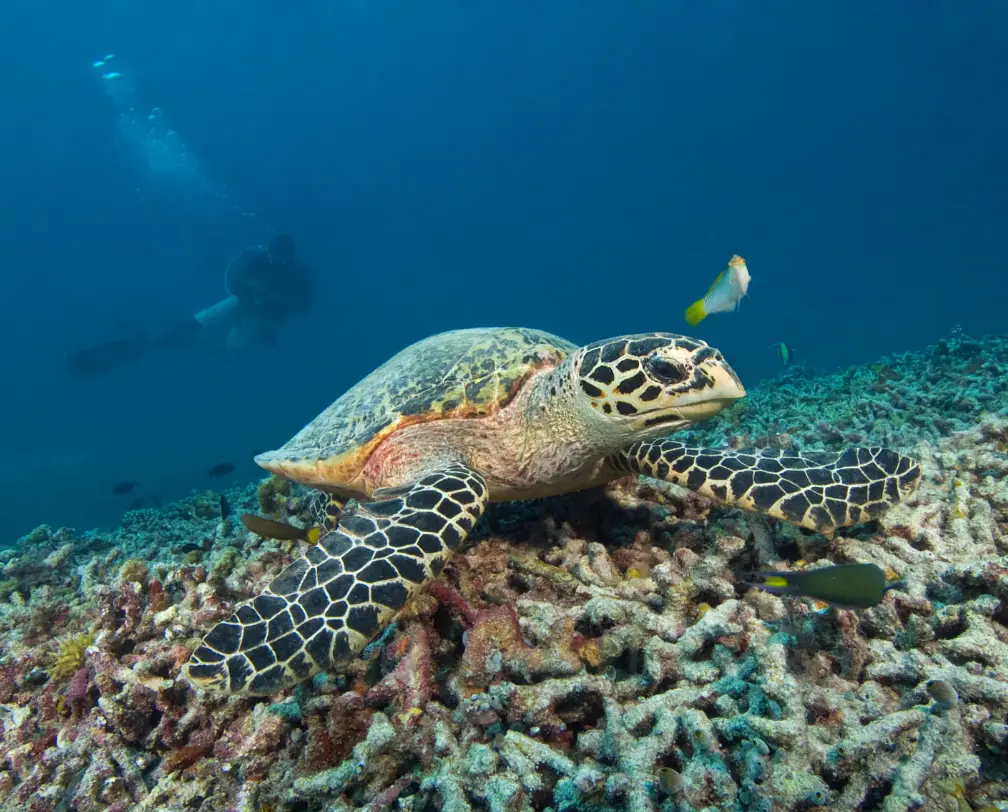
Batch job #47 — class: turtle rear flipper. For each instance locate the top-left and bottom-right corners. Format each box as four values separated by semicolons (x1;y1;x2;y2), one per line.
611;440;920;537
185;463;488;696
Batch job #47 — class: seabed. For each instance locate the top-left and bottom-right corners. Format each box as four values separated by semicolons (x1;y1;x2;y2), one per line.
1;334;1006;811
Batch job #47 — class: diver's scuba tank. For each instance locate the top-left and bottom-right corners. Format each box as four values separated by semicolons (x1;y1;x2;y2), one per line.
192;244;268;327
223;244;267;297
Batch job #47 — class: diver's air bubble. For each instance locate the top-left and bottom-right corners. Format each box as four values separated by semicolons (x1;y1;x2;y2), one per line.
93;53;262;234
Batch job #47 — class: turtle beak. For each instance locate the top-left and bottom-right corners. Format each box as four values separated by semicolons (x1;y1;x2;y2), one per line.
670;348;745;419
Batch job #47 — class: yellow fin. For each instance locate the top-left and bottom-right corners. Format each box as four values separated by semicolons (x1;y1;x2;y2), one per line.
684;299;707;326
763;576;789;588
306;527;322;545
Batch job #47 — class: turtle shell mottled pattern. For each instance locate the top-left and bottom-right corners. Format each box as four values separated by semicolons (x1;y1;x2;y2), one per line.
257;327;577;486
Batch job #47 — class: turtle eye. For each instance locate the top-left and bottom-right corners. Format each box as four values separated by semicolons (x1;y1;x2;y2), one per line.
644;354;689;385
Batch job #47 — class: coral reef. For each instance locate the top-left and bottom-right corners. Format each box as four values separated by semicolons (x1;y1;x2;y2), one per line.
0;334;1005;811
48;630;96;683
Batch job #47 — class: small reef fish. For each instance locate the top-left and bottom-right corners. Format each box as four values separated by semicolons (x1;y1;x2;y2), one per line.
656;767;682;795
685;254;751;327
239;513;322;544
744;563;901;609
207;462;235;477
924;678;959;711
112;481;139;495
769;342;793;364
937;777;999;812
219;494;231;521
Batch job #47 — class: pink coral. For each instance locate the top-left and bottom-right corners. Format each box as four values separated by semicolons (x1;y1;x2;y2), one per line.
428;580;478;626
95;582;143;641
147;579;165;614
162;724;214;774
0;660;23;703
363;623;434;719
65;666;89;710
432;581;582;698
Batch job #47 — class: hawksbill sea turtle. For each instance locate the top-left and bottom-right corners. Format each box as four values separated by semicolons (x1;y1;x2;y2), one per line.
184;327;921;696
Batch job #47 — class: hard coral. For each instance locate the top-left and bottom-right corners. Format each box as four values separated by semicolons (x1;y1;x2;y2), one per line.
0;334;1006;811
257;474;292;516
432;581;583;700
364;622;434;722
117;558;148;586
161;726;214;774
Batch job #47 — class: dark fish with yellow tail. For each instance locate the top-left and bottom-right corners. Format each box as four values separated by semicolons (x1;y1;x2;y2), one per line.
744;563;902;609
239;513;322;544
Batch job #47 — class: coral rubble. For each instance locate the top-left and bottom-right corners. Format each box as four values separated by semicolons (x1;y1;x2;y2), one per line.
0;334;1005;811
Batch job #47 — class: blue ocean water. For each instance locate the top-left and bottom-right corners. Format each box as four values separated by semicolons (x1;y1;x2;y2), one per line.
0;1;1004;540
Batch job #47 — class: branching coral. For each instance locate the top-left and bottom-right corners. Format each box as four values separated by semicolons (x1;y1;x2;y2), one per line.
0;335;1006;810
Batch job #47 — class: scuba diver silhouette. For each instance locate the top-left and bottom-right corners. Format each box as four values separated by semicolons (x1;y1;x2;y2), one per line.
66;234;313;382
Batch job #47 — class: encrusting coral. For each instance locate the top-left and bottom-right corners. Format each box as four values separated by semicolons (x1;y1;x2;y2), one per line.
0;333;1004;811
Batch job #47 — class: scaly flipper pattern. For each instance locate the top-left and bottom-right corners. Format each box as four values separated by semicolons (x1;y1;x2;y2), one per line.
308;491;348;532
185;464;488;695
610;440;920;536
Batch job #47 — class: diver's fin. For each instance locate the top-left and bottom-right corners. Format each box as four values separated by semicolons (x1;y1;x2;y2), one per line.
111;320;145;340
153;318;203;348
66;336;150;382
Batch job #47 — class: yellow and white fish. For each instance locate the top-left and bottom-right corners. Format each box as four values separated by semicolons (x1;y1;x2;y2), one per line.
684;255;751;327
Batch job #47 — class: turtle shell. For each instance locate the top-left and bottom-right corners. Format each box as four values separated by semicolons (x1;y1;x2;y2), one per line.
255;327;576;488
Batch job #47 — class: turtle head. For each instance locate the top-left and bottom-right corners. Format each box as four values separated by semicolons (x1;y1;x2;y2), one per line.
573;333;745;437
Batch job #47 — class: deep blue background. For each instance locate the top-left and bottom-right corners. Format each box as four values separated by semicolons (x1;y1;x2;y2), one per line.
1;1;1005;540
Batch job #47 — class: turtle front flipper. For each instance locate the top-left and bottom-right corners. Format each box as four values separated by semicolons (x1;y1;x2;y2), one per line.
185;463;488;696
609;440;921;537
